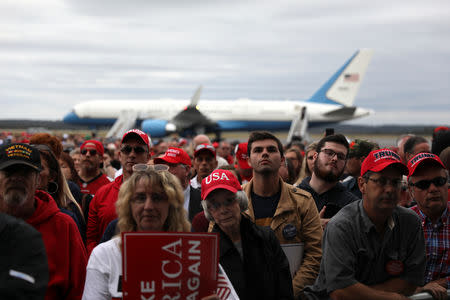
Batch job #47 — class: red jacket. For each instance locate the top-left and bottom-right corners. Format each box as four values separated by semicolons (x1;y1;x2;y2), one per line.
27;190;87;300
86;175;123;255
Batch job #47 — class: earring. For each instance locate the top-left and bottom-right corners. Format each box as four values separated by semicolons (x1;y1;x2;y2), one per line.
47;181;59;194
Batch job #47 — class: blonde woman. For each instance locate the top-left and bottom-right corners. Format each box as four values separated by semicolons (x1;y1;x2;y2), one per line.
82;164;190;300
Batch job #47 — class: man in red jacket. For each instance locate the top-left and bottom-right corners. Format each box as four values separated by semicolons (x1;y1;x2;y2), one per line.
0;143;87;300
86;129;151;254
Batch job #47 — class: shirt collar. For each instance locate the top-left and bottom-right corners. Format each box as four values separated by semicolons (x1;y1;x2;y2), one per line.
359;200;396;233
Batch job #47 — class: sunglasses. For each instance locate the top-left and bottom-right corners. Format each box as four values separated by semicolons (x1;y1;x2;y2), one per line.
81;149;97;155
410;176;447;190
132;163;169;172
120;145;147;155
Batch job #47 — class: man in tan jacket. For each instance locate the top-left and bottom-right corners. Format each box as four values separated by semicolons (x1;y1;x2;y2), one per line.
243;131;323;299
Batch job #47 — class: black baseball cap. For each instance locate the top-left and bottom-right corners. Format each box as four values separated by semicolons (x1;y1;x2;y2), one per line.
0;143;42;172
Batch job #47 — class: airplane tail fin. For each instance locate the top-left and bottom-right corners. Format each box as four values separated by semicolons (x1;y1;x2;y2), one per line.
306;49;373;107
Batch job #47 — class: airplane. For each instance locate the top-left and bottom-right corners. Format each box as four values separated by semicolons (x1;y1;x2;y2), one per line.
63;49;374;139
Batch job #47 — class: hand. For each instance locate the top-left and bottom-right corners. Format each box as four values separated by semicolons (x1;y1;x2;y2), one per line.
201;294;220;300
418;282;447;300
319;206;330;229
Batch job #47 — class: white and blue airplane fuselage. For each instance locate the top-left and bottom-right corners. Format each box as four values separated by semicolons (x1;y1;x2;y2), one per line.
63;49;374;137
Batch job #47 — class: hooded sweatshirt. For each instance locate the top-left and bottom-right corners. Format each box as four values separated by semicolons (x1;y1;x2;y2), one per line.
27;190;87;300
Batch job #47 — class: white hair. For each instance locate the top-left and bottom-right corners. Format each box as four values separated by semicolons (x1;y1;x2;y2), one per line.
201;190;248;221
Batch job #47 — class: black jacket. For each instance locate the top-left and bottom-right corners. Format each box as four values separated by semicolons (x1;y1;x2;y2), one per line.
298;177;359;218
0;213;49;299
213;215;294;300
188;186;203;221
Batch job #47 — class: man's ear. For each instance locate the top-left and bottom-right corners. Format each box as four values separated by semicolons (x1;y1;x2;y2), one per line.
313;151;319;160
280;156;285;168
358;176;366;194
35;171;41;186
247;156;252;168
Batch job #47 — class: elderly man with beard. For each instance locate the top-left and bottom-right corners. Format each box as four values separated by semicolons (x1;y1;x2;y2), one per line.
243;131;322;299
298;134;359;228
0;143;87;299
78;140;110;196
305;149;426;300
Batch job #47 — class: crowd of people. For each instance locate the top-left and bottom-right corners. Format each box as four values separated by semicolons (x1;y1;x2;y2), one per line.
0;126;449;300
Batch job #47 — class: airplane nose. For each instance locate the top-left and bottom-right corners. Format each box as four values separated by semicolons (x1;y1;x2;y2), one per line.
63;111;81;124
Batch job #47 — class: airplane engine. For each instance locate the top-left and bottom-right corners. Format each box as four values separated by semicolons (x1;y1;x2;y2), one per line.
141;119;176;137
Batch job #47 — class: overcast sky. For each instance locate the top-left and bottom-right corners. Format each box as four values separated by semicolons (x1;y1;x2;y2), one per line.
1;0;449;126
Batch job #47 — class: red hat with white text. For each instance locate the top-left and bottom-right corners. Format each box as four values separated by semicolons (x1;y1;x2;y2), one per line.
201;169;242;200
194;143;216;157
235;142;251;170
121;129;151;152
361;148;408;176
80;140;104;157
154;147;191;167
407;152;445;178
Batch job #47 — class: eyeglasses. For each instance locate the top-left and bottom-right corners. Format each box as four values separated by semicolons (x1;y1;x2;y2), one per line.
206;197;237;211
132;163;169;172
410;176;447;190
81;149;97;156
120;145;147;155
368;177;402;188
320;148;347;161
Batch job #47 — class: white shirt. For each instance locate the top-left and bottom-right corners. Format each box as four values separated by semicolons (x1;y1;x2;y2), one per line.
183;185;191;212
190;175;201;189
82;237;122;300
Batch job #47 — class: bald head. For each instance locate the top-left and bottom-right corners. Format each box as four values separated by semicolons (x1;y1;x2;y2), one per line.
193;134;211;148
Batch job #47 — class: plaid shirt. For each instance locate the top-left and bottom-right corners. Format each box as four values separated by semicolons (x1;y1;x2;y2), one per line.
411;203;450;288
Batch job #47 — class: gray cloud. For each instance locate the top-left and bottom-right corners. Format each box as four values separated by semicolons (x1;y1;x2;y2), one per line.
0;0;449;126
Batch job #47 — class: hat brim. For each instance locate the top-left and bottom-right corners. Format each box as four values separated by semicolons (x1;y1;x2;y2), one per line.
153;156;179;165
202;184;239;200
122;133;150;150
369;161;408;176
0;160;41;172
194;148;215;157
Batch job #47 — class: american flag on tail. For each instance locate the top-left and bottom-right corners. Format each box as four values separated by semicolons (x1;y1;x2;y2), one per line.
217;264;239;300
344;73;359;82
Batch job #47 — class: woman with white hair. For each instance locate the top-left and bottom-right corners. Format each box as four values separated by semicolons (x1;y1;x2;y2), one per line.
201;169;293;300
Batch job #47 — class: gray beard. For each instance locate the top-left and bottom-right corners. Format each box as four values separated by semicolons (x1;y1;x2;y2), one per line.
4;189;27;208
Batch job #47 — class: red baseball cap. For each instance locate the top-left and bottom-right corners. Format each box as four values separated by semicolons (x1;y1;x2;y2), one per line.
194;143;216;157
121;129;151;152
153;147;191;167
407;152;445;178
235;142;251;170
361;148;408;177
201;169;242;200
80;140;104;156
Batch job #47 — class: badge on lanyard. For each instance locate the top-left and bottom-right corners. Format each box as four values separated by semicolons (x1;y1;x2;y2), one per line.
385;260;404;276
282;224;297;240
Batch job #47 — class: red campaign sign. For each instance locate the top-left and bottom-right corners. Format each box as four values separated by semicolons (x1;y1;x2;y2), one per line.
122;232;219;300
